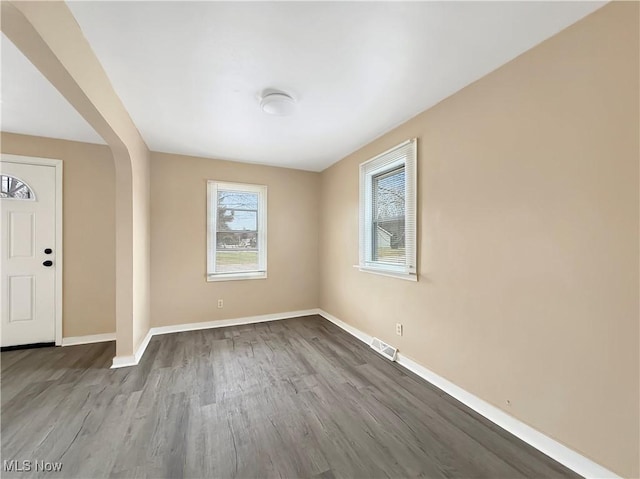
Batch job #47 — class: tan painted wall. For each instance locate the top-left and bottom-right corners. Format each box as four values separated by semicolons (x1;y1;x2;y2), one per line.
319;3;639;477
0;134;318;339
1;132;116;338
3;1;637;474
150;152;320;328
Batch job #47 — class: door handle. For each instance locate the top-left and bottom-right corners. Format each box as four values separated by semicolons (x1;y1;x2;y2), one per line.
43;260;53;267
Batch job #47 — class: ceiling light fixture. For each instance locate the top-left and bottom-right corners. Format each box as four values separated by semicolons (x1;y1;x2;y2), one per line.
259;90;296;116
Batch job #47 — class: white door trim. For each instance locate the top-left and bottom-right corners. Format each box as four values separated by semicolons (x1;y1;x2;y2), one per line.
1;154;63;346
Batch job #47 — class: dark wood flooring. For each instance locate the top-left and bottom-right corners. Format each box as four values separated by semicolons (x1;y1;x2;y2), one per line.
1;315;580;478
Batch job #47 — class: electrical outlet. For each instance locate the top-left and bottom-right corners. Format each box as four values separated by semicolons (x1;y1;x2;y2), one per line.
396;323;403;336
217;299;224;308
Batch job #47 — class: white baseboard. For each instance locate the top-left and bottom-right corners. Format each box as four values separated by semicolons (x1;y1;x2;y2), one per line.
316;309;620;479
61;332;116;347
110;309;318;369
110;354;137;369
110;327;153;369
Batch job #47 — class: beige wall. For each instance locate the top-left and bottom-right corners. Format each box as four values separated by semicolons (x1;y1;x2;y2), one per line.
319;3;639;477
0;135;320;338
2;1;637;475
150;152;320;327
1;132;116;338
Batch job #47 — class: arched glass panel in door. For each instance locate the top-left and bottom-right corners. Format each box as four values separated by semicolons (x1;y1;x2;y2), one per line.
0;175;35;200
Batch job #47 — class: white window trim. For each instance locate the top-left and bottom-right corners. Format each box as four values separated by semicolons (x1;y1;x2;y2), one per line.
359;138;417;280
207;181;267;282
353;264;418;282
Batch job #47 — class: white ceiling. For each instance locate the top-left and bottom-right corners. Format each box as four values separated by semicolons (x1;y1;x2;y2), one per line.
1;34;105;145
5;2;606;171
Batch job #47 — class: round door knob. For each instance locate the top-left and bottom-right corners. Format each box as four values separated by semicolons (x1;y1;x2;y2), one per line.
43;260;53;267
44;248;53;254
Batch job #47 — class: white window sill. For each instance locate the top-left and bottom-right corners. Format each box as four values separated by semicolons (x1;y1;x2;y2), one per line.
207;271;267;282
353;265;418;282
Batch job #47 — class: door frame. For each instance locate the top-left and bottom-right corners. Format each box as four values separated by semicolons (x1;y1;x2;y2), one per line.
1;154;63;345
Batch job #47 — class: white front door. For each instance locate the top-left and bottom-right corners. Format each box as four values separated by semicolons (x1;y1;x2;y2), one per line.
1;159;58;347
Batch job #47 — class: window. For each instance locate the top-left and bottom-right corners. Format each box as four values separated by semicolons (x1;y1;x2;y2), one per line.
0;175;34;200
207;181;267;281
359;139;417;280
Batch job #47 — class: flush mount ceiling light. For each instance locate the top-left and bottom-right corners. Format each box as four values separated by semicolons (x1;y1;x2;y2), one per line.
259;90;296;116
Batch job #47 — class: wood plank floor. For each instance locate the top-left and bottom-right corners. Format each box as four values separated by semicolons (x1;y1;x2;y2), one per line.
1;315;580;479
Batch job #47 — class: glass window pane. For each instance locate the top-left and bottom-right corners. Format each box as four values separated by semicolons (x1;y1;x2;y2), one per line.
217;191;258;232
0;175;33;200
208;182;267;278
218;191;258;210
372;166;405;264
218;209;257;232
216;250;259;272
216;231;258;249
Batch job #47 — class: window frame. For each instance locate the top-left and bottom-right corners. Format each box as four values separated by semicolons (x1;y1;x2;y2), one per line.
359;139;417;280
207;181;268;282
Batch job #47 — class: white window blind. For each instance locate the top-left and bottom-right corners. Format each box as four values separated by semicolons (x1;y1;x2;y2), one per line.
207;181;267;281
359;139;417;278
